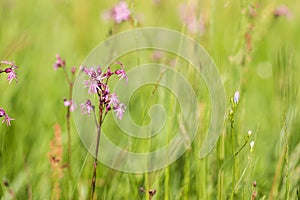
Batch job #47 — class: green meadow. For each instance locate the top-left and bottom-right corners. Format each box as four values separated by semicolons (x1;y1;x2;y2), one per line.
0;0;300;199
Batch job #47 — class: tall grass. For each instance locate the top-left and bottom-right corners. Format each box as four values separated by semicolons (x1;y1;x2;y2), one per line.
0;0;300;199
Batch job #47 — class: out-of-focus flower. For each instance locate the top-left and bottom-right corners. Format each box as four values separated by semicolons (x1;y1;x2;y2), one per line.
179;1;206;35
80;99;94;115
53;54;65;70
247;130;252;137
151;50;164;62
152;0;161;5
273;5;292;19
1;60;16;67
115;62;128;82
0;60;18;84
233;91;240;104
110;93;120;107
63;98;77;112
71;67;76;75
114;103;126;119
0;108;14;126
83;67;103;94
111;1;131;24
169;59;177;68
6;68;17;84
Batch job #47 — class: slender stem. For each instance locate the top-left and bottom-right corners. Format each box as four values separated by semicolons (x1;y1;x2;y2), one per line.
62;67;74;198
66;82;73;180
230;118;236;200
89;103;103;200
62;67;73;177
235;138;248;156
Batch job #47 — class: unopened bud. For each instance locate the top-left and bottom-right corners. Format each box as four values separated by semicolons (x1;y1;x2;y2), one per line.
248;130;252;137
233;91;240;104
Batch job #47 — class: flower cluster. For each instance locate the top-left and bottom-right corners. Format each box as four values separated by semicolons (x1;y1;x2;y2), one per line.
228;90;240;125
0;60;17;126
80;62;127;119
111;1;131;24
0;108;14;126
0;60;17;84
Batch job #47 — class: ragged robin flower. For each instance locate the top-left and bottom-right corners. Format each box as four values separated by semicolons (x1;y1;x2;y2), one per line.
63;98;77;112
53;54;66;70
0;108;14;126
111;1;131;24
81;62;127;119
0;60;18;84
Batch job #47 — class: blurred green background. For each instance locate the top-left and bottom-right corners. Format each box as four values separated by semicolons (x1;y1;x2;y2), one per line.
0;0;300;199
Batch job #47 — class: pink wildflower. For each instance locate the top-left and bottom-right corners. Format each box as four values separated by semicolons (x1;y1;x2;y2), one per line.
111;1;131;23
53;54;65;70
0;108;14;126
63;98;77;112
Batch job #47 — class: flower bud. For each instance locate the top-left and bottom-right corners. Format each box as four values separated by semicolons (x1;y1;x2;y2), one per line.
233;91;240;104
247;130;252;137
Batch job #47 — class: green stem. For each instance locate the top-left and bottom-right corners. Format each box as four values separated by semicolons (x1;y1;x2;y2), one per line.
66;82;73;180
89;105;103;200
230;118;236;200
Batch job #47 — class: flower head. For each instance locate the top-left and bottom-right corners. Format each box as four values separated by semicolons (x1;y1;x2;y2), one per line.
151;50;164;62
109;93;120;107
63;98;77;112
80;99;94;115
111;1;131;23
71;67;76;75
273;5;292;19
0;108;14;126
82;67;103;94
115;62;128;82
1;60;18;84
53;54;65;70
7;69;17;84
247;130;252;137
81;63;127;119
114;103;126;119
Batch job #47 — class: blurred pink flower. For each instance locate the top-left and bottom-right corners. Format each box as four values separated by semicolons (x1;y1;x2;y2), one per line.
273;5;292;19
53;54;65;70
80;99;94;115
5;67;17;84
111;1;131;23
64;99;77;112
115;62;128;82
151;50;164;62
114;103;126;119
110;93;120;107
1;60;18;84
152;0;161;5
71;67;76;75
0;108;14;126
179;1;206;35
